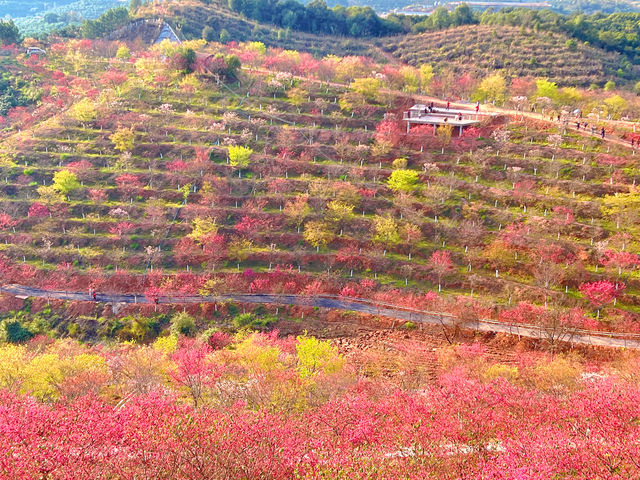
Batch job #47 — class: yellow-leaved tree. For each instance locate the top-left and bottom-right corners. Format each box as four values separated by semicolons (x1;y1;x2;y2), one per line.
188;217;218;243
296;335;344;378
303;220;334;251
110;127;135;153
602;188;640;230
473;74;507;105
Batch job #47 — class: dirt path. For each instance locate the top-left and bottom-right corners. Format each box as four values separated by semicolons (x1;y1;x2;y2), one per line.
410;95;638;151
243;66;636;151
3;284;639;350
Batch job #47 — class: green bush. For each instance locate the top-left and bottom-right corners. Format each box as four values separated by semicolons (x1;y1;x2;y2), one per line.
233;313;274;330
170;311;196;337
0;319;33;343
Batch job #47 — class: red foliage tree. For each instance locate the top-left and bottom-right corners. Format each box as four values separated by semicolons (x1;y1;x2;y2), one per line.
374;118;403;147
115;174;143;200
579;280;625;315
429;250;454;291
99;70;128;89
27;203;49;218
170;338;223;407
0;213;18;230
109;222;135;238
601;250;640;275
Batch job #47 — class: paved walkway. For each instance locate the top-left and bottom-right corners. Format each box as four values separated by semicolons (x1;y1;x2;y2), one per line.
3;284;639;349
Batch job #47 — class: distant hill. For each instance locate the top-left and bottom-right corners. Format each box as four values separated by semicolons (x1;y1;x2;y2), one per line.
7;0;122;37
324;0;640;14
134;2;638;86
137;0;380;59
379;25;637;86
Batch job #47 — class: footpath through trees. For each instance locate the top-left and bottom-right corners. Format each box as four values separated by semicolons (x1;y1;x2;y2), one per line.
3;284;639;350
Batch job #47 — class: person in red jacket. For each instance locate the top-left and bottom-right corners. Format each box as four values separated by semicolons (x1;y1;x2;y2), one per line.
446;101;450;110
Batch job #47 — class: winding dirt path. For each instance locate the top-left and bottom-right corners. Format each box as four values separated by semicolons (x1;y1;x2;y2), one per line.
3;284;639;350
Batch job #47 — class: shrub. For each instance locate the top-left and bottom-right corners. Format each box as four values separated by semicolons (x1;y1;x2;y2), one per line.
387;169;419;192
170;312;196;337
232;313;274;330
0;319;34;343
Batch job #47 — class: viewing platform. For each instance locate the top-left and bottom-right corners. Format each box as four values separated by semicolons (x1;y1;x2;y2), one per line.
403;104;487;135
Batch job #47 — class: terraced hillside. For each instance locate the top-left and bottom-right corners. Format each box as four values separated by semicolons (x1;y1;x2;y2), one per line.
379;25;633;86
1;39;640;340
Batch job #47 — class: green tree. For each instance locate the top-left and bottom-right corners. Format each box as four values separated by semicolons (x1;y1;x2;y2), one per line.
604;95;627;119
326;200;353;232
170;312;196;336
227;237;253;266
0;319;33;343
228;145;253;168
604;80;616;91
350;77;382;99
284;195;312;231
452;3;474;25
115;44;130;60
399;66;420;93
81;7;129;38
436;124;453;149
392;157;408;169
37;185;64;205
202;26;216;41
388;169;419;193
602;189;640;229
188;217;218;243
419;64;434;92
535;79;559;101
429;6;451;29
0;20;21;46
52;169;80;195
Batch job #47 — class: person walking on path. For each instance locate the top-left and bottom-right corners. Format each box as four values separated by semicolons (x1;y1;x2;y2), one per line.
601;127;605;139
446;101;450;110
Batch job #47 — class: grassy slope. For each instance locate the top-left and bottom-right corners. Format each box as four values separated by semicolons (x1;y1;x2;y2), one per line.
378;25;635;86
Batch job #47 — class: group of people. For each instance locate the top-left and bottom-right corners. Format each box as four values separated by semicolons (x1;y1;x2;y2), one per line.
575;121;605;138
422;100;476;120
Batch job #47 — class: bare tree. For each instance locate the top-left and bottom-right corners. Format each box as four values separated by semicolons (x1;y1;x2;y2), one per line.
532;307;581;354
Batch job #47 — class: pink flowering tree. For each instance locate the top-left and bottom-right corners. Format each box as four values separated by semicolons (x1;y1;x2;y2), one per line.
579;280;626;318
429;250;454;292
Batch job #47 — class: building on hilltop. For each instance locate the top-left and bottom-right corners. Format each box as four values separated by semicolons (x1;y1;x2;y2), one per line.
404;104;483;136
